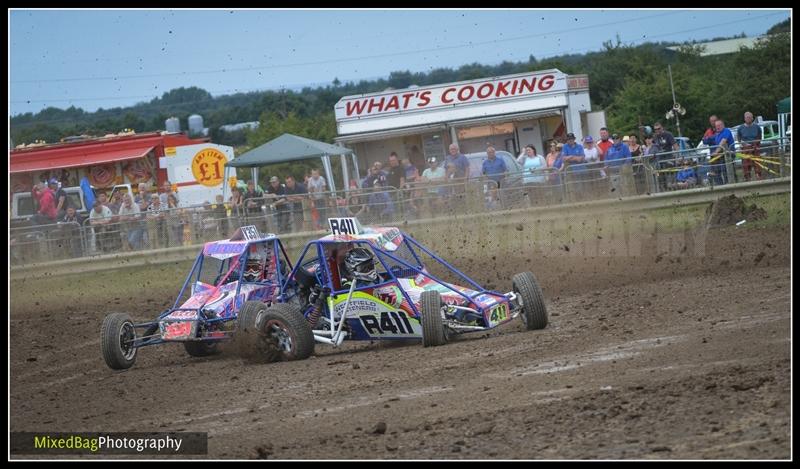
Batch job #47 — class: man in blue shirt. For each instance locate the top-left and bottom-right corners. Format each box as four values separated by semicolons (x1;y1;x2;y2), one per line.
560;132;587;190
445;143;470;180
605;134;632;168
711;119;736;185
560;133;586;166
604;133;633;195
481;146;507;186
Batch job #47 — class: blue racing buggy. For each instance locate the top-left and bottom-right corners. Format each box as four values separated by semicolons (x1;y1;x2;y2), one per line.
237;218;549;362
100;226;293;370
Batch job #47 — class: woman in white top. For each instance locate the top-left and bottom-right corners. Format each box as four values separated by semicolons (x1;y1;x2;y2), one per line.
582;135;606;178
517;144;547;185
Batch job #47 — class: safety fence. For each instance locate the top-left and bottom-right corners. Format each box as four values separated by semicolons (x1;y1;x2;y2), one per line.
10;142;791;266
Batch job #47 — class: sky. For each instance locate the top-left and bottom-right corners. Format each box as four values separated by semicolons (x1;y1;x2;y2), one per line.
8;8;791;117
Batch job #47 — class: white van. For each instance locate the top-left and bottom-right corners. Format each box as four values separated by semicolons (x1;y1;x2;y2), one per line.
10;183;132;228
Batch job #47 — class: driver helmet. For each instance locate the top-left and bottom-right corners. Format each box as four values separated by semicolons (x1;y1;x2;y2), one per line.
344;247;378;282
243;256;262;282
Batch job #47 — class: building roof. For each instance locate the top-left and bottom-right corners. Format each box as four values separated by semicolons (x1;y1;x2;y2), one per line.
666;36;765;56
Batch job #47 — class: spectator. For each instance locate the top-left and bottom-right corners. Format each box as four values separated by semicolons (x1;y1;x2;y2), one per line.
597;127;613;161
518;144;547;205
402;157;421;215
560;133;585;163
31;182;58;225
642;135;657;156
701;115;719;148
108;190;123;215
146;194;168;249
243;179;264;215
229;186;244;215
345;191;367;217
626;135;643;157
307;169;329;229
582;136;606;179
159;180;179;207
546;142;565;185
267;176;290;233
482;146;507;209
206;194;230;238
89;200;115;253
738;111;763;181
135;183;149;204
59;205;85;258
49;178;69;218
166;193;184;247
421;157;447;214
605;133;633;195
482;145;508;186
710;119;736;185
670;159;698;190
560;132;587;193
118;194;144;250
96;191;111;209
386;152;404;190
445;143;470;180
361;165;376;189
284;175;308;232
653;122;679;189
518;144;547;184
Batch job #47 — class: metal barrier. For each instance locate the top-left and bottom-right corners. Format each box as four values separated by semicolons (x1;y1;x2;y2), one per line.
10;152;793;264
644;139;791;193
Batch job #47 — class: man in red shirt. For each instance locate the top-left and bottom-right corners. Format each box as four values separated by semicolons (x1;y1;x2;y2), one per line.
31;182;57;225
597;127;614;161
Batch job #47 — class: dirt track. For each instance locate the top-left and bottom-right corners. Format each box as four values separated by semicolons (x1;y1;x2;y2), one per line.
10;224;791;459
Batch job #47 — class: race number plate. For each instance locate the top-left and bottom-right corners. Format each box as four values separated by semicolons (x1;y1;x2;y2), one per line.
329;217;362;236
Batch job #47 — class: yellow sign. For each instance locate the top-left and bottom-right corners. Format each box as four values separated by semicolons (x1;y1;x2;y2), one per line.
191;147;228;187
165;147;177;156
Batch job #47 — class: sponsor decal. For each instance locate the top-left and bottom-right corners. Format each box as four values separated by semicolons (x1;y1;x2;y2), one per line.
330;291;420;337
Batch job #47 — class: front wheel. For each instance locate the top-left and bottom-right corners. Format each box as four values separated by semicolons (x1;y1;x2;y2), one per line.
513;272;548;330
420;291;447;347
237;302;314;363
101;312;138;370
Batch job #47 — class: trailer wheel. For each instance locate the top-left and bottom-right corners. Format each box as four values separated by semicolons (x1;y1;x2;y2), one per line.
513;272;548;330
101;312;138;370
421;291;447;347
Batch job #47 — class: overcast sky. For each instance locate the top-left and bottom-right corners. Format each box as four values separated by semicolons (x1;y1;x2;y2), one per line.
8;8;791;116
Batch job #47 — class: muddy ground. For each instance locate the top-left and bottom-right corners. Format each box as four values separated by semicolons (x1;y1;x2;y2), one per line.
10;223;791;459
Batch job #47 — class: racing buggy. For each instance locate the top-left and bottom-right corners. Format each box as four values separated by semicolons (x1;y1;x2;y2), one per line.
239;217;548;361
101;226;292;370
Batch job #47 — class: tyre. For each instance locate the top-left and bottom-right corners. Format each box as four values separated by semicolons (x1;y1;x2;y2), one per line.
237;300;263;334
101;312;138;370
420;290;447;347
237;301;314;362
512;272;548;330
183;340;220;357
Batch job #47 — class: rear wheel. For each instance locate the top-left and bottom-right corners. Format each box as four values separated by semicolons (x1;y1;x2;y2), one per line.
101;312;138;370
513;272;548;330
420;291;447;347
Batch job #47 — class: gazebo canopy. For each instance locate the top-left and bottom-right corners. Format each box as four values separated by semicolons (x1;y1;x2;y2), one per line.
225;133;352;168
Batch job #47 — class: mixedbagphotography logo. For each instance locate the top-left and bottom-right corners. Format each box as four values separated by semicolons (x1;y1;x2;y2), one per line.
10;432;208;455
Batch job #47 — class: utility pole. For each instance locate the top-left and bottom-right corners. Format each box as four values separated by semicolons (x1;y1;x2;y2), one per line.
668;65;683;139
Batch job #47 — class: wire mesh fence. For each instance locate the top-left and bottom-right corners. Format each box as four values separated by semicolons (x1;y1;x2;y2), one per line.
9;141;791;266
